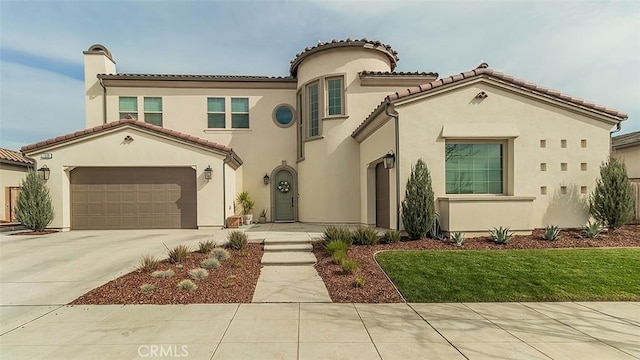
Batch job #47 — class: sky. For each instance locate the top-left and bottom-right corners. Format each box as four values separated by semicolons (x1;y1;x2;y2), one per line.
1;0;638;151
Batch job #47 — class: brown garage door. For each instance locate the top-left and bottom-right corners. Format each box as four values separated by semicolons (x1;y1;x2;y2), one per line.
71;167;197;230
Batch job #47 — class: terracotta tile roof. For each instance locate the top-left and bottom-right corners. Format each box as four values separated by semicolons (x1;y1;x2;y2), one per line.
353;63;628;138
0;148;34;166
98;73;295;82
359;71;438;77
290;38;399;76
612;130;640;150
21;119;242;165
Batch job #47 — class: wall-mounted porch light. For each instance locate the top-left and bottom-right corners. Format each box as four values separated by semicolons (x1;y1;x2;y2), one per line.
263;173;270;185
383;151;396;169
204;165;213;180
38;165;50;181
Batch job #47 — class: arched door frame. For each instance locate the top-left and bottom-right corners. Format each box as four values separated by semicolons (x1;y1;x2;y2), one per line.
270;164;298;222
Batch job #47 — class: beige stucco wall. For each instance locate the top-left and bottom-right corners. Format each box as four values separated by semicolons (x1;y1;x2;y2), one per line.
84;53;116;128
392;79;616;234
613;145;640;179
0;163;30;221
23;126;233;230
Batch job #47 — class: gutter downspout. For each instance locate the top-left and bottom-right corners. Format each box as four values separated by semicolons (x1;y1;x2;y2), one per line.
222;156;230;228
610;123;621;155
99;77;107;124
384;101;401;230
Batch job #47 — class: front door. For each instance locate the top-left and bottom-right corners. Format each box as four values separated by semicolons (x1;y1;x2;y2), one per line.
274;170;295;222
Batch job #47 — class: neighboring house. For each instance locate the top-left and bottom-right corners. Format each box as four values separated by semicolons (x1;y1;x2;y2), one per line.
21;39;628;234
612;130;640;222
0;148;34;222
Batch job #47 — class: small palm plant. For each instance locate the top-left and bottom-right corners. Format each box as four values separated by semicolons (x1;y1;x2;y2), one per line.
490;226;513;244
543;225;561;241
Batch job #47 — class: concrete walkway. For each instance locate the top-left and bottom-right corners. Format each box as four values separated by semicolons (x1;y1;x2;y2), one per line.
247;223;331;303
1;302;638;359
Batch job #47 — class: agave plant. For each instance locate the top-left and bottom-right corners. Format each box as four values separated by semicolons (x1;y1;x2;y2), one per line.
583;220;603;239
451;232;465;246
543;225;560;241
490;226;513;244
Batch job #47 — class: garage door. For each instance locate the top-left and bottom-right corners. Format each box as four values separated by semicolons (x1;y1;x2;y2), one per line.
71;167;197;229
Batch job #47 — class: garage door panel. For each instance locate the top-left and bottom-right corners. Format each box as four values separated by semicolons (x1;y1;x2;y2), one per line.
71;167;197;229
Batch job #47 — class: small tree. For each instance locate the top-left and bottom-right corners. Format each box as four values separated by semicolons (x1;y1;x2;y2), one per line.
401;159;435;240
15;170;54;232
589;157;634;232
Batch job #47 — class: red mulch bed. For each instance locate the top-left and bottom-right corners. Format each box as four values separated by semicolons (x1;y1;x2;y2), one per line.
11;230;58;235
71;244;263;305
312;225;640;303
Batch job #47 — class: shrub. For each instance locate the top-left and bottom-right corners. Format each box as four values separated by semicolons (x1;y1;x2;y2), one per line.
138;254;160;272
166;244;190;263
177;279;197;291
139;283;156;293
589;158;635;232
15;170;54;232
352;226;379;245
341;259;359;274
210;248;230;262
227;230;248;250
352;276;366;288
382;229;401;244
543;225;560;241
401;159;435;240
231;260;243;268
325;240;349;256
222;279;235;288
583;220;603;239
198;240;216;253
151;269;175;279
200;257;220;269
490;227;513;244
451;232;465;246
322;225;352;245
188;268;209;281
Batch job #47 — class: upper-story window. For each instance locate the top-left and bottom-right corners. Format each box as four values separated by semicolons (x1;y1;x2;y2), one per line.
144;97;163;126
307;82;319;137
231;98;249;129
207;98;225;128
119;97;138;120
326;77;344;116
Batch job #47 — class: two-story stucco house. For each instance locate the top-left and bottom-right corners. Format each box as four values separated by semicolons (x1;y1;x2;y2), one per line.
21;39;628;234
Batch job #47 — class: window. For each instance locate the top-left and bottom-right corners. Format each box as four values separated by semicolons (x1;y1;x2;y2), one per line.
119;97;137;119
207;98;225;128
144;97;162;126
231;98;249;128
307;83;319;137
446;143;503;194
297;91;304;160
273;105;294;127
326;77;343;116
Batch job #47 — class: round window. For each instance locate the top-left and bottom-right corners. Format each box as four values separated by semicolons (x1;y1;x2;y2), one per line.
273;105;295;127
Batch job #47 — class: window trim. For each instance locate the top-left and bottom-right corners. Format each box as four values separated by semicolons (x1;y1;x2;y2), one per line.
272;104;296;128
143;97;163;126
444;140;508;196
206;97;226;129
296;90;305;161
325;75;345;118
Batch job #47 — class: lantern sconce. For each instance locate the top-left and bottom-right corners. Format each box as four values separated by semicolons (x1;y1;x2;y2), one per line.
383;151;396;169
263;173;270;185
38;165;51;181
204;165;213;180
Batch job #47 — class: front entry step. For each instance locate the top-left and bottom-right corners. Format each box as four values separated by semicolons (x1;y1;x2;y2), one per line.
261;252;316;266
264;243;312;252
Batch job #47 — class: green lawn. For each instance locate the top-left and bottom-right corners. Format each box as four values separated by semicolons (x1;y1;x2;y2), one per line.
376;249;640;302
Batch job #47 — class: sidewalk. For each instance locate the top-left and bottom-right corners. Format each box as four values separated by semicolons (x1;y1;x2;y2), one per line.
1;302;638;359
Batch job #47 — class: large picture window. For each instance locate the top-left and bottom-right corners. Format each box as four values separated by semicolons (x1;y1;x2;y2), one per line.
308;83;319;137
445;143;503;194
207;98;225;128
231;98;249;128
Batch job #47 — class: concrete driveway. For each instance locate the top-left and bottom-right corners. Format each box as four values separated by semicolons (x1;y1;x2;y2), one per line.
0;229;231;332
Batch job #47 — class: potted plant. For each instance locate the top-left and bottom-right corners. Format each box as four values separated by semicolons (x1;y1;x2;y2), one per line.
236;191;255;225
259;208;267;223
